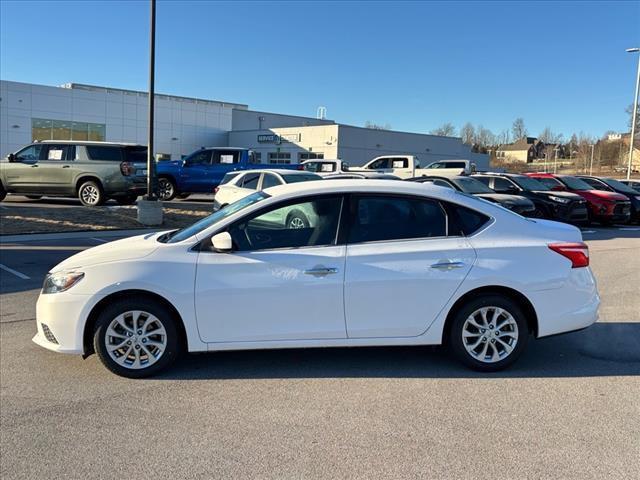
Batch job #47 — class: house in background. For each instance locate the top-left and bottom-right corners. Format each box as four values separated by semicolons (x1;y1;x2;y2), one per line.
495;137;546;163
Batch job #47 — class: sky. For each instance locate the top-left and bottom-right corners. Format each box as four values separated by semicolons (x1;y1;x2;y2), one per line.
1;0;639;140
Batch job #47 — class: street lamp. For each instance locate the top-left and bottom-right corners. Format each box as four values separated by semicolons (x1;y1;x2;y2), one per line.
589;144;595;175
626;47;640;180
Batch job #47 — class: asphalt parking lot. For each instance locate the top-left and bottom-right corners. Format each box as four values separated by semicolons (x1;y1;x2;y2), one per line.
0;226;639;479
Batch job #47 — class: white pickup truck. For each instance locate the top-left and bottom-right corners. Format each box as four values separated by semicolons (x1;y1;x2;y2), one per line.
300;159;349;176
354;155;476;179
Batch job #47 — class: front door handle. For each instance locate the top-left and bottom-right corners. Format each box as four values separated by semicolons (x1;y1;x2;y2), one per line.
62;165;70;168
304;267;339;277
430;261;465;271
30;164;39;168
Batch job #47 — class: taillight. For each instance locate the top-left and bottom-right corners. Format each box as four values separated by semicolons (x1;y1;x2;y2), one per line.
213;187;219;194
548;242;589;268
297;165;304;170
120;162;134;176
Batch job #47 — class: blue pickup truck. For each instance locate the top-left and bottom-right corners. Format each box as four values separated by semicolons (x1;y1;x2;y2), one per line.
156;147;300;200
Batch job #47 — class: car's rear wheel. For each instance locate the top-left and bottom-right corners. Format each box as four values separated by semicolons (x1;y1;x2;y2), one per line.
286;210;310;229
93;298;180;378
78;180;105;206
0;183;6;201
449;296;529;372
158;177;176;201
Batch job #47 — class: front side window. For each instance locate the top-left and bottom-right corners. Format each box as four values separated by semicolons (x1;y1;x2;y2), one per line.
427;162;443;169
348;196;447;244
601;178;637;194
453;177;494;194
493;177;518;192
536;177;564;189
86;146;123;162
228;196;343;251
302;161;320;172
368;158;390;169
511;176;550;191
15;144;44;162
185;149;212;166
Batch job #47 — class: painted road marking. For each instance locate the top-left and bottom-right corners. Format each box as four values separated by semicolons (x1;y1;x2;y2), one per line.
90;237;109;243
619;227;640;231
581;230;596;234
0;264;31;280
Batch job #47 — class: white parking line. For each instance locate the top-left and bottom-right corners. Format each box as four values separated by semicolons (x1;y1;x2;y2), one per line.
618;227;640;231
581;230;596;234
90;237;109;243
0;264;30;280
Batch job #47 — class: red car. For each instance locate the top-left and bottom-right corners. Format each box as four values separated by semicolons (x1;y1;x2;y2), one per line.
525;173;631;225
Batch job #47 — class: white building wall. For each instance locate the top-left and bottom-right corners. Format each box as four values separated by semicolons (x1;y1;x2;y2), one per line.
0;80;243;159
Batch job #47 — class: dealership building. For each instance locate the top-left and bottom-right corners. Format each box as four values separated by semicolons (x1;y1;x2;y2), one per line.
0;80;488;169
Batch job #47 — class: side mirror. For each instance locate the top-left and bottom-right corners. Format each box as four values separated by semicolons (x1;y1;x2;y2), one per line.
182;160;189;167
7;153;16;163
210;232;232;253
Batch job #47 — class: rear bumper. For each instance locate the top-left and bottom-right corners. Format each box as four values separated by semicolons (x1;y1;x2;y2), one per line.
529;267;600;338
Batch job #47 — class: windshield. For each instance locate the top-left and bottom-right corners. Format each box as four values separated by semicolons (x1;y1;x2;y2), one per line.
124;146;148;163
282;173;322;183
511;176;551;191
162;192;269;243
452;177;494;194
560;176;593;191
601;177;638;194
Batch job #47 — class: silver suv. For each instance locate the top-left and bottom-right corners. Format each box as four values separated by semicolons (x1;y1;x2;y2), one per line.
0;141;148;206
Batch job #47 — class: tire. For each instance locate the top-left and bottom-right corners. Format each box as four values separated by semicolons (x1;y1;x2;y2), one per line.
78;180;105;206
286;210;310;229
449;295;529;372
115;195;138;206
25;195;43;200
0;183;6;202
93;297;180;378
158;177;177;201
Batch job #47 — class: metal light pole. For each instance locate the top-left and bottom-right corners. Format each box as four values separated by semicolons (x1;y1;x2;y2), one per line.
146;0;157;200
626;48;640;180
589;144;594;175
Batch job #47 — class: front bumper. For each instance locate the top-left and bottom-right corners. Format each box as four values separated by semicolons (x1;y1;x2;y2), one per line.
550;202;589;223
33;291;95;355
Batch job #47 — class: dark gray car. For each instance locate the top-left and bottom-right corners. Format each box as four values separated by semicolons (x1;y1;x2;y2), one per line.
0;141;148;206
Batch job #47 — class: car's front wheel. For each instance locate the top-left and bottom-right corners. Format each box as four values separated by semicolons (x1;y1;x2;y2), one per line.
93;298;180;378
0;182;6;202
449;296;529;372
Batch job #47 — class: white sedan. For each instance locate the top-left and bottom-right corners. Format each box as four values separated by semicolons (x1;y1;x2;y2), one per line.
34;180;599;377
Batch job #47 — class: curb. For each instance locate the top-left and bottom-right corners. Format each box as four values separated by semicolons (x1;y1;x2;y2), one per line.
0;228;162;243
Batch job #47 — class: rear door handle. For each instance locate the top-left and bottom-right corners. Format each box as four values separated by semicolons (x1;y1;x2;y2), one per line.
30;164;39;168
62;165;70;168
430;261;465;271
304;267;339;277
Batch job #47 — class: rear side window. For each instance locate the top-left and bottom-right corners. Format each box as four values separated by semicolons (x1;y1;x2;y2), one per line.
86;146;123;162
348;196;447;244
44;145;72;161
240;173;261;190
473;176;492;187
212;150;240;165
261;173;282;189
124;146;147;162
444;203;491;236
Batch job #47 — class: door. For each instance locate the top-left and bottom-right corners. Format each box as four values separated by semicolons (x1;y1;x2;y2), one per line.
195;194;347;343
36;144;76;194
4;144;46;193
344;195;476;338
179;149;213;192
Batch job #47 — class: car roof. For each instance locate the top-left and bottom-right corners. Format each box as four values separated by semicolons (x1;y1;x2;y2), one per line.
474;172;526;179
238;169;314;176
36;140;144;147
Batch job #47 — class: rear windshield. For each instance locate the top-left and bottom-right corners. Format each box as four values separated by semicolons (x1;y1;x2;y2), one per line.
560;176;593;191
600;177;637;194
124;146;147;163
282;173;322;184
220;172;241;185
511;176;550;191
452;177;494;194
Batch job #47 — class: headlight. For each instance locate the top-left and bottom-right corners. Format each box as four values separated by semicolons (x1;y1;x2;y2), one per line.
635;196;640;201
548;195;571;204
42;271;84;294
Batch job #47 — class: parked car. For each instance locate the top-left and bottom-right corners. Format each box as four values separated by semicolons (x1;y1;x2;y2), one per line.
524;173;631;225
472;173;589;224
33;179;599;378
323;172;400;180
213;169;321;211
618;179;640;192
408;175;535;216
300;159;349;176
353;156;475;179
576;176;640;223
156;147;301;200
0;141;147;206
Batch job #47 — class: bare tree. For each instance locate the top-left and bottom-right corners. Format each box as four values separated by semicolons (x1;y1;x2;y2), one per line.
626;104;640;129
430;123;457;137
538;127;564;144
511;118;527;141
364;121;391;130
460;123;475;144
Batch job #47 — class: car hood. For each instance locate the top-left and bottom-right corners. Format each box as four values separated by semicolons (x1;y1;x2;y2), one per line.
51;233;160;273
579;190;629;202
534;190;583;200
475;193;531;205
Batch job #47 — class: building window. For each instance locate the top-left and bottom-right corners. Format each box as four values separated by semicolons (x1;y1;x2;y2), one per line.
268;152;291;164
298;152;324;161
31;118;106;142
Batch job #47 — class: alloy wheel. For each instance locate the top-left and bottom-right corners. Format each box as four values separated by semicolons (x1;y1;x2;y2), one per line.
289;217;306;229
158;179;174;200
461;306;519;363
81;185;100;205
105;310;167;370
